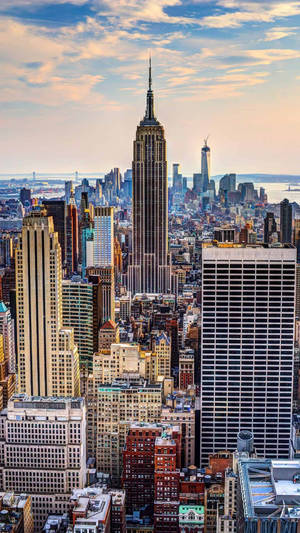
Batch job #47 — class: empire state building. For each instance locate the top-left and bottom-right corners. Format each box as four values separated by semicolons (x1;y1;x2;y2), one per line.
128;60;172;294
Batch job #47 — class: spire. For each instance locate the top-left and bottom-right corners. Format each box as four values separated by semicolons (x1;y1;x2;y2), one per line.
141;54;159;125
149;54;152;91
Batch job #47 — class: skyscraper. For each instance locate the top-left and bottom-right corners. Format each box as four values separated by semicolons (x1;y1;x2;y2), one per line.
62;277;94;370
16;210;80;396
280;198;292;244
128;59;171;294
264;212;277;244
201;138;210;193
200;243;295;465
93;206;114;268
43;199;66;264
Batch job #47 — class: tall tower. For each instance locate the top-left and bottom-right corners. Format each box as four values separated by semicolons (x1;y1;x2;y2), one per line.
200;243;295;465
16;210;80;397
129;59;171;295
201;137;210;193
280;198;292;244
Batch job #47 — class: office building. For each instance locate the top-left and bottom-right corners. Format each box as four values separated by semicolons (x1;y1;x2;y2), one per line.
62;277;94;370
179;348;194;390
122;423;164;517
119;292;131;321
237;458;300;533
152;332;171;379
280;198;293;244
294;217;300;263
0;395;86;532
0;493;34;533
219;174;236;196
43;200;66;265
16;210;80;397
264;212;277;244
0;233;13;268
201;139;210;193
179;505;204;532
65;202;79;275
81;225;94;279
161;395;195;468
128;59;172;294
93;207;114;268
154;433;181;533
98;320;120;351
0;301;15;373
64;180;73;205
96;376;162;483
173;163;183;192
201;243;295;465
0;334;15;409
87;265;115;334
20;188;31;207
193;173;203;195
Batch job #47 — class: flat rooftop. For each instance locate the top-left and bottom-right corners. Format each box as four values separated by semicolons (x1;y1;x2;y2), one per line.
238;458;300;520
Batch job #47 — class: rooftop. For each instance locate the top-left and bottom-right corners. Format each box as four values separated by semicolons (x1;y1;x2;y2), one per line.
238;458;300;520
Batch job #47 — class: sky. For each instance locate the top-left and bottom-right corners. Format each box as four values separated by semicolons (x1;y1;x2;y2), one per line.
0;0;300;176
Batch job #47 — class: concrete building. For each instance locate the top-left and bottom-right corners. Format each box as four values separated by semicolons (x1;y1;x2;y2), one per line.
161;396;195;468
96;376;162;484
0;395;86;532
154;433;181;533
119;293;131;322
62;277;94;370
201;139;210;193
98;320;120;351
93;207;114;268
237;458;300;533
201;243;296;465
16;210;80;397
179;349;194;390
152;332;171;379
0;334;15;409
280;198;292;244
0;492;34;533
87;265;115;331
0;301;15;374
179;505;204;532
128;59;172;294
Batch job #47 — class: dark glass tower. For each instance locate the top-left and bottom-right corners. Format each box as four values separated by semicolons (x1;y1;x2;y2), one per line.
129;59;171;294
280;198;292;244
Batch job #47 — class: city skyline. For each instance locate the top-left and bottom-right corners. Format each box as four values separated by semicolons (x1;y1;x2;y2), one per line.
0;0;300;174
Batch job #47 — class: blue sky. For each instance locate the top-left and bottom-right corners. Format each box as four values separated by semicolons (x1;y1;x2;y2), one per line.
0;0;300;175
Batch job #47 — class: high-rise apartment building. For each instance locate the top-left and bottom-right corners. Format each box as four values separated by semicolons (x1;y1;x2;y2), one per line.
96;376;162;483
16;210;80;396
93;207;114;268
0;334;15;409
201;243;295;465
280;198;292;244
201;138;210;193
0;395;86;532
62;277;94;370
128;59;172;294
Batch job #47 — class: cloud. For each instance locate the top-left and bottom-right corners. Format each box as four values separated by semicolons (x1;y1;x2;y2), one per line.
201;1;300;28
264;26;297;41
0;0;88;6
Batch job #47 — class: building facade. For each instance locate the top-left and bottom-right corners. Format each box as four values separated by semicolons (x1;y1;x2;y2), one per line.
0;395;86;532
201;244;296;465
128;59;172;295
16;210;80;397
62;277;94;370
